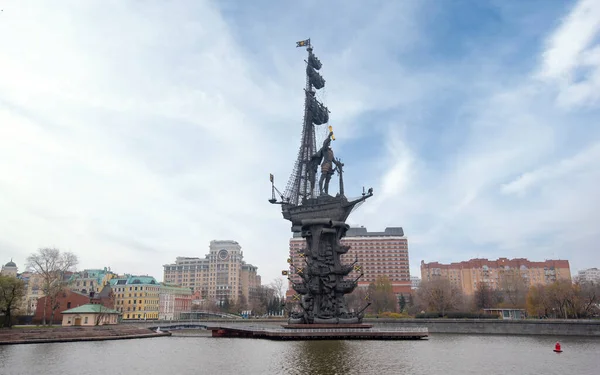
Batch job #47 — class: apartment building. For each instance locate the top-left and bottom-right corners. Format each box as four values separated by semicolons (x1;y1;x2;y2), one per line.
421;258;571;295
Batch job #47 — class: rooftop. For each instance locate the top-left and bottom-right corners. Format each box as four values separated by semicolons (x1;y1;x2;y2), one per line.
61;304;120;315
109;275;158;286
293;226;405;238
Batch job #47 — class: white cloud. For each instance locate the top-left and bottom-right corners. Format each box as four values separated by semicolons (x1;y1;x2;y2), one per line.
537;0;600;107
1;0;599;287
354;0;600;277
501;142;600;196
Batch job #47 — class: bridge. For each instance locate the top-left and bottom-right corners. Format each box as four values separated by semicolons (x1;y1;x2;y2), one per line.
178;311;243;320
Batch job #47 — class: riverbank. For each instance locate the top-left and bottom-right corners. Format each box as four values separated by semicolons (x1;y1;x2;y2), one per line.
134;318;600;337
367;318;600;337
0;325;171;345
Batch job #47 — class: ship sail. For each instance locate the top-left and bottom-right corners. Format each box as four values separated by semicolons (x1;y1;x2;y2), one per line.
306;91;329;125
282;42;329;205
308;52;322;70
307;65;325;89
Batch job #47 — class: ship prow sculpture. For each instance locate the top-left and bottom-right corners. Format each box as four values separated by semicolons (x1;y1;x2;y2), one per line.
269;39;373;325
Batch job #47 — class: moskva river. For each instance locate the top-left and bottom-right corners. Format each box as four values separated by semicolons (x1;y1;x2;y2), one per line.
1;333;598;375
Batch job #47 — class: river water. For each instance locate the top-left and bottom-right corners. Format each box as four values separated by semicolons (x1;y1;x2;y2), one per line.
0;333;598;375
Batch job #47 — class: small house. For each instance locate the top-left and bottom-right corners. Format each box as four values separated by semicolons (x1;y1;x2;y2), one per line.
61;304;121;326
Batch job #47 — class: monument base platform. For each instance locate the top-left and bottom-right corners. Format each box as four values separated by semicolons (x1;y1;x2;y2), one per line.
282;323;372;329
207;325;428;341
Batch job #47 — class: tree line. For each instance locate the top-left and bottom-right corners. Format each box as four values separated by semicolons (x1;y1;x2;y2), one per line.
1;247;79;328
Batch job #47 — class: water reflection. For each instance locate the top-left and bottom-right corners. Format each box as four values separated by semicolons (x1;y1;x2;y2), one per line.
284;340;354;375
0;334;598;375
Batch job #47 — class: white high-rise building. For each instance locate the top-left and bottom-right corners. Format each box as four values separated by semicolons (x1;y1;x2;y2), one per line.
577;268;600;284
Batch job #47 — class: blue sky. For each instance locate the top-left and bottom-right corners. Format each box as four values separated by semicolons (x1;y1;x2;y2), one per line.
1;0;599;285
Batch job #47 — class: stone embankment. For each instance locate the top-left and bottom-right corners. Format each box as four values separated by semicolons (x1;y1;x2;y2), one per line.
368;319;600;337
138;318;600;337
0;325;170;345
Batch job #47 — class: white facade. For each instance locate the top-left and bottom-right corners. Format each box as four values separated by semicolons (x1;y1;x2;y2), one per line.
577;268;600;283
410;276;421;290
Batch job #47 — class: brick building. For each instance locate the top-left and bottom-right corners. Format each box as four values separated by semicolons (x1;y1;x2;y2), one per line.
420;258;572;295
287;227;411;297
33;287;114;325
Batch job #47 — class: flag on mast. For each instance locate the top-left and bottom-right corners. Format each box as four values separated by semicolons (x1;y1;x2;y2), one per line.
270;173;274;183
296;38;310;48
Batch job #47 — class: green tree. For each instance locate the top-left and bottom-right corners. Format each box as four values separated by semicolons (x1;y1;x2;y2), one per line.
368;276;397;314
0;275;26;328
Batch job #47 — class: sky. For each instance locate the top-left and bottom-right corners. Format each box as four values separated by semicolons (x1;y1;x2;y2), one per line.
1;0;600;285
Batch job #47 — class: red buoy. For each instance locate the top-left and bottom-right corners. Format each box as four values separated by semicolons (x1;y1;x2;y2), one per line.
554;342;562;353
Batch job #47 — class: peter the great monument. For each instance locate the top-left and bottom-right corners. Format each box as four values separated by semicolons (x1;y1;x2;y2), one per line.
269;38;373;325
208;40;427;339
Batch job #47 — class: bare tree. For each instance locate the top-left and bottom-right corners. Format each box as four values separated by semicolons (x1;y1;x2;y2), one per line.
26;248;78;325
473;282;503;310
345;287;369;313
575;281;600;318
95;304;109;326
526;280;599;319
0;275;26;328
415;279;464;315
269;277;286;301
498;269;528;308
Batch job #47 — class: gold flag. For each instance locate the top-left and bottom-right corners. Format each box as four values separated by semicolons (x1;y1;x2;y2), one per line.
296;39;310;48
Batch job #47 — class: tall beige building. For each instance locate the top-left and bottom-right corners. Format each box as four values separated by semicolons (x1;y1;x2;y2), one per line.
421;258;571;295
163;240;262;304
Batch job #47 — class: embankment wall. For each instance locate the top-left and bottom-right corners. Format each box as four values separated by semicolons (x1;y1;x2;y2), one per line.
138;318;600;336
369;319;600;336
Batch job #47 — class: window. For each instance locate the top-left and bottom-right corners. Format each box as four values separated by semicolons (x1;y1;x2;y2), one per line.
84;317;88;324
67;302;71;309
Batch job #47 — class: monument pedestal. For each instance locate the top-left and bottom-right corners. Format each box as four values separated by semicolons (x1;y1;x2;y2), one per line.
282;323;372;329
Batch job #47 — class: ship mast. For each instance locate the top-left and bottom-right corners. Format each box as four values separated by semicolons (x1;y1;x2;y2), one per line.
283;39;329;206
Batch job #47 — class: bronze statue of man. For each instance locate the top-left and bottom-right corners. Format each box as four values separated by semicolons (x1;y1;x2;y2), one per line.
318;132;340;195
308;131;333;195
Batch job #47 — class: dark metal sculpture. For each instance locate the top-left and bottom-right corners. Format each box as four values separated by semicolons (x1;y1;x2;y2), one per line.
270;39;373;324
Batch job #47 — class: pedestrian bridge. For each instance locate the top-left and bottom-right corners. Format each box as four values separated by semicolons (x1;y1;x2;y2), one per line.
150;323;210;331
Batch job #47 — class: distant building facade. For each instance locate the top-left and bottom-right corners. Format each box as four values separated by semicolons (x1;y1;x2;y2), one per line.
17;271;44;315
69;268;117;295
163;240;262;305
159;283;192;320
1;259;18;277
577;268;600;284
110;275;160;320
420;258;572;295
288;227;411;296
410;276;421;290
